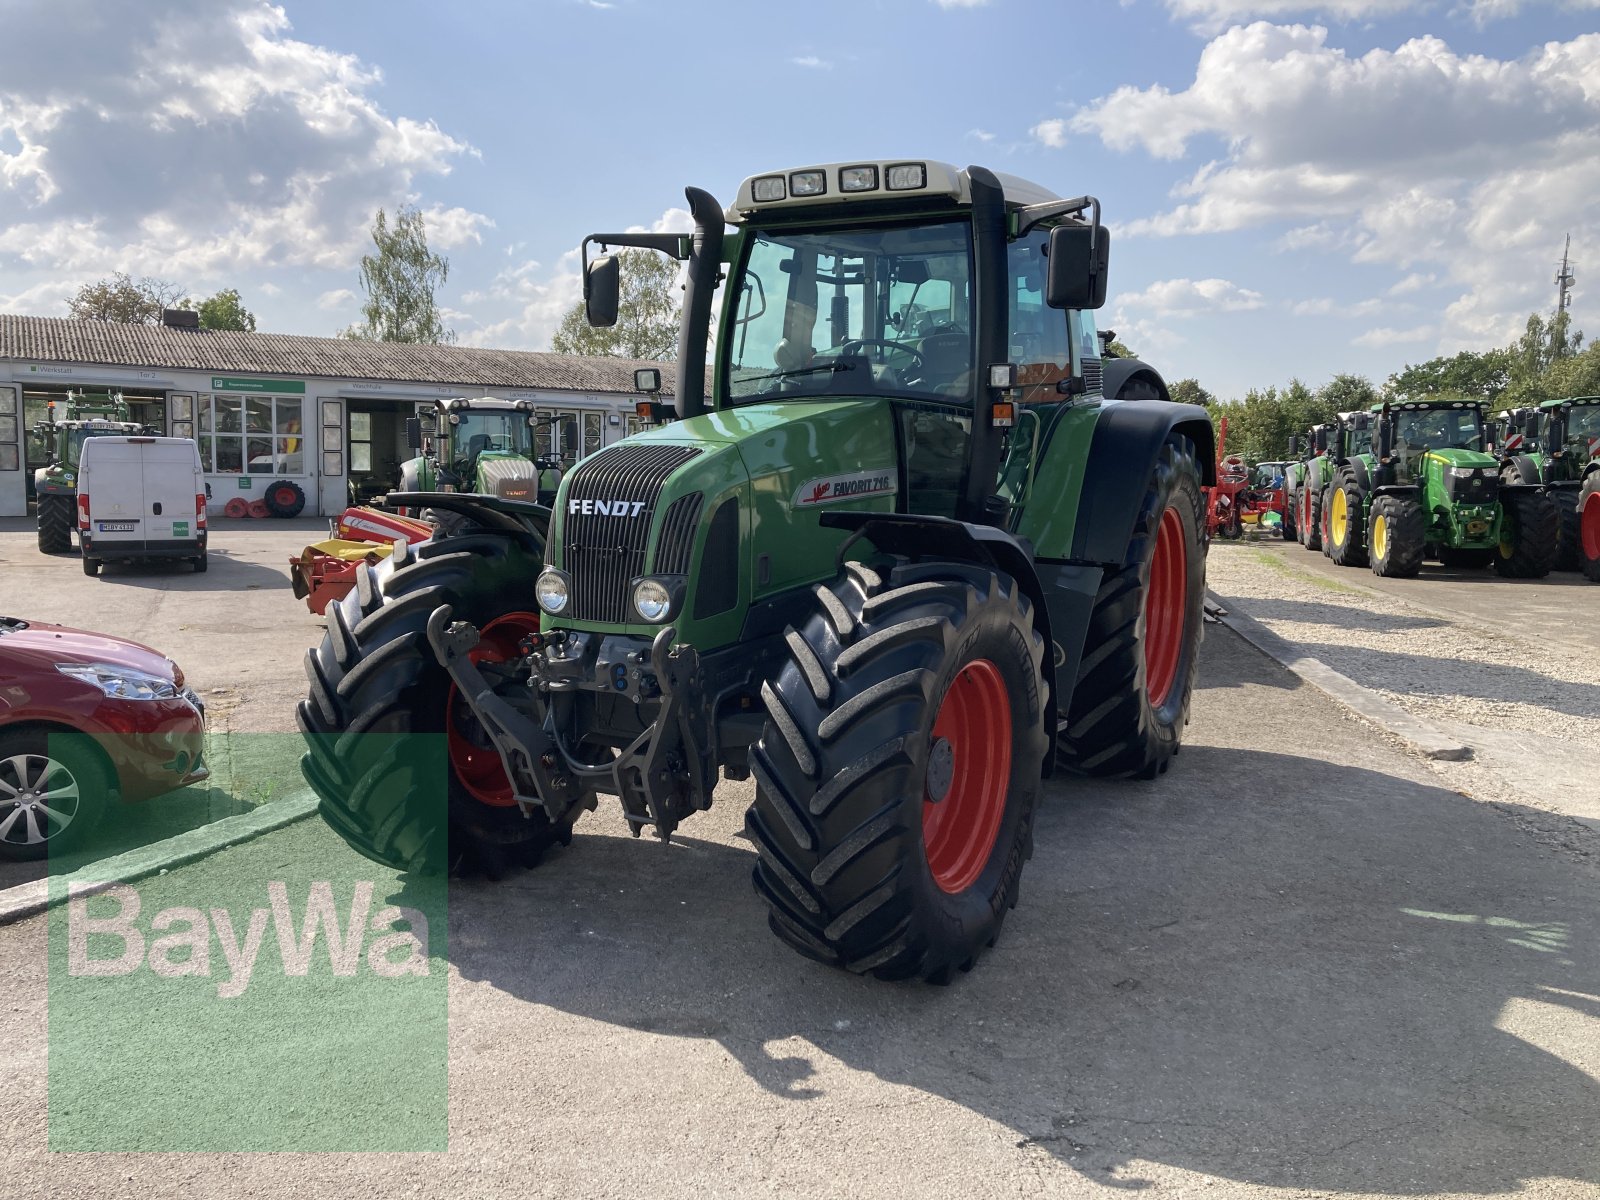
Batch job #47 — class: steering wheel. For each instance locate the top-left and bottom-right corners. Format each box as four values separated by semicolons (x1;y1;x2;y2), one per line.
840;338;926;371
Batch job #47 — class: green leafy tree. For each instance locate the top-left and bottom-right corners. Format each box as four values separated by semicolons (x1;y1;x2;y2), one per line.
343;206;455;344
1168;378;1215;409
1542;340;1600;399
187;288;257;332
550;249;681;360
1499;311;1586;409
67;273;185;324
1385;349;1510;406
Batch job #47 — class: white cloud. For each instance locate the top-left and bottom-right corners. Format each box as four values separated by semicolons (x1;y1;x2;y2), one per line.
967;128;997;142
1291;296;1386;317
0;0;481;288
317;288;356;310
1163;0;1600;31
0;278;73;315
791;56;832;70
1031;119;1068;149
1066;23;1600;354
1353;324;1435;346
1116;277;1266;317
933;0;991;7
1388;272;1437;294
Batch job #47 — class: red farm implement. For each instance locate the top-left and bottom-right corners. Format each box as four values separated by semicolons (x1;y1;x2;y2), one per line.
1203;418;1286;539
289;506;434;615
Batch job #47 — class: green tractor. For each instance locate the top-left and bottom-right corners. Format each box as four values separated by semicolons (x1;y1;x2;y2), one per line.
1285;424;1333;550
1499;395;1600;573
1322;399;1555;578
32;390;147;554
1319;411;1374;564
298;160;1215;982
396;396;565;527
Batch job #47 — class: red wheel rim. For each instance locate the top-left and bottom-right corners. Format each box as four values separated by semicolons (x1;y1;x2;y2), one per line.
921;659;1012;895
272;485;296;507
1583;491;1600;561
1144;505;1187;708
447;612;541;807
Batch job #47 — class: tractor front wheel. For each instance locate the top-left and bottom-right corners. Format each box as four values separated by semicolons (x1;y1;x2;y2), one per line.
297;531;576;878
1552;491;1581;572
1581;473;1600;583
1057;434;1205;780
747;560;1047;982
1327;472;1368;568
37;494;73;555
1368;494;1425;578
1493;490;1558;579
1302;485;1323;551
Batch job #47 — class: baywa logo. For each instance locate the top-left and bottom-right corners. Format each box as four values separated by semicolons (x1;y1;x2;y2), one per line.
794;470;897;507
66;881;430;999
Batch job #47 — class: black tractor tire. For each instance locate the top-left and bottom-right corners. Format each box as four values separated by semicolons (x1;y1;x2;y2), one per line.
37;494;73;554
0;728;111;862
1438;546;1494;569
1057;434;1206;780
297;530;574;879
1493;489;1558;579
1553;492;1581;572
264;479;306;519
1304;486;1323;551
746;559;1047;982
1326;471;1368;568
1282;500;1297;541
1368;494;1425;578
1581;473;1600;583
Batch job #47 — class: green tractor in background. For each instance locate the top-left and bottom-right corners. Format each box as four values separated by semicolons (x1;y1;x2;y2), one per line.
396;396;566;532
1284;423;1332;550
1322;399;1556;578
299;160;1215;983
1319;411;1373;563
1498;395;1600;574
32;390;147;554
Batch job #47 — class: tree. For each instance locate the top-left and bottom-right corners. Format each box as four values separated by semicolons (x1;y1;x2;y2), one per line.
343;206;455;344
1168;378;1215;409
1385;349;1511;406
188;288;257;332
550;249;681;360
67;273;185;324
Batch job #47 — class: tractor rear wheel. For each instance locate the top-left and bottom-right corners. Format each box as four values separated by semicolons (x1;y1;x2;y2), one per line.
1552;492;1581;572
1493;489;1558;579
1581;473;1600;583
747;559;1047;982
1368;494;1425;578
1327;471;1368;567
1282;500;1297;541
1303;485;1323;550
1057;434;1205;780
37;494;73;554
297;531;575;878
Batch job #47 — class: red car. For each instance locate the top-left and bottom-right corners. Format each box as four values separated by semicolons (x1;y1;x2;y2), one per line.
0;616;208;860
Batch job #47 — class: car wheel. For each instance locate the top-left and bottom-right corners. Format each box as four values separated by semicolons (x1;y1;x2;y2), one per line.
0;730;112;861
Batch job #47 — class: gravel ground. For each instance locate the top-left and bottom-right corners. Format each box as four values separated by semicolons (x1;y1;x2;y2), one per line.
1207;542;1600;830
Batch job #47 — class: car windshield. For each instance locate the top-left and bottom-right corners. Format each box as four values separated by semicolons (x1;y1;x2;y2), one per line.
451;412;532;461
723;219;974;406
1394;407;1483;452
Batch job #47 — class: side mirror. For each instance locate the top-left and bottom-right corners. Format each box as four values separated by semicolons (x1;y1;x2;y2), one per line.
1288;435;1301;456
634;368;662;394
585;254;620;327
1313;427;1328;454
1046;223;1111;311
404;417;422;450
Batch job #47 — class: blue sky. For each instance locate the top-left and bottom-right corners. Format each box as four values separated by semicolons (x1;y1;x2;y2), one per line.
1;0;1596;399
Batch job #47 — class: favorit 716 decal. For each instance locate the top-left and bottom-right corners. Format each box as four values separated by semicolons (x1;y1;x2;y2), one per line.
792;469;897;507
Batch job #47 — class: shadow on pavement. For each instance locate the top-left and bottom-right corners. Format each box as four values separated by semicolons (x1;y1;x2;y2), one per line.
1220;595;1452;633
406;743;1600;1195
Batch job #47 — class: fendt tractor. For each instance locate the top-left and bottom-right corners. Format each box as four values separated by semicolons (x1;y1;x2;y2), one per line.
1499;395;1600;575
1321;399;1556;578
397;396;565;527
33;390;147;554
299;160;1215;982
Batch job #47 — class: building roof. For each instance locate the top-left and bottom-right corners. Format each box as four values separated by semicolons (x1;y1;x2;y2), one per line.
0;314;672;396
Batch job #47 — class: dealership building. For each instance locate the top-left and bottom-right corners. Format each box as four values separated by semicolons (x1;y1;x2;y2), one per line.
0;313;665;519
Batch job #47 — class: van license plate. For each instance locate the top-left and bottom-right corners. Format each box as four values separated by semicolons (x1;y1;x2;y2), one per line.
97;522;137;532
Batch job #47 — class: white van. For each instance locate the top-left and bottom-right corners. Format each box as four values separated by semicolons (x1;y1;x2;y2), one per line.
76;437;208;577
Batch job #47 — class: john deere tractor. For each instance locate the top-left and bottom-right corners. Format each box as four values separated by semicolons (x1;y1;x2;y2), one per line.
1320;411;1373;564
33;390;146;554
1284;423;1333;551
299;160;1214;982
1322;399;1556;578
1499;395;1600;573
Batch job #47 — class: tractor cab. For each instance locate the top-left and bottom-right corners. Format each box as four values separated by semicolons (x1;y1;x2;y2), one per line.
1371;400;1485;486
1540;395;1600;474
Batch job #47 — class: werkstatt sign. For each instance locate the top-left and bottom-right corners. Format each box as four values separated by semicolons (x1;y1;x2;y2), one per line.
211;376;306;394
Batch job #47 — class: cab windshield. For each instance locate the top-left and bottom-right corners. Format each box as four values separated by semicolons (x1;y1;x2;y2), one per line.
1568;404;1600;442
1394;407;1483;453
64;427;127;467
451;412;532;462
723;219;974;405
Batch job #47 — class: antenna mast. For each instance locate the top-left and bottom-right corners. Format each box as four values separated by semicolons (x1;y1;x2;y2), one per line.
1555;234;1575;317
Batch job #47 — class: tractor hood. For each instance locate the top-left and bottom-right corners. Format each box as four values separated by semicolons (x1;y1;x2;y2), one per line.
475;452;539;500
549;399;900;642
1421;447;1497;470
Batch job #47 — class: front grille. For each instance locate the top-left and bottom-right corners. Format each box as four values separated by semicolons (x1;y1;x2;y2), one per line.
1445;469;1498;505
562;444;703;623
653;492;704;574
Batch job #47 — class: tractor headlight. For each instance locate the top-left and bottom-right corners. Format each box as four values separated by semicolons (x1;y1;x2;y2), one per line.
535;569;571;615
632;578;673;623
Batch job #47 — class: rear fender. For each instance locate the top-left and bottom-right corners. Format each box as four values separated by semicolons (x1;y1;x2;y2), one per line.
1070;401;1215;565
819;511;1063;775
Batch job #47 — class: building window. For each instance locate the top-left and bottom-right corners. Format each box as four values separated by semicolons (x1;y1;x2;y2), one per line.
197;394;305;474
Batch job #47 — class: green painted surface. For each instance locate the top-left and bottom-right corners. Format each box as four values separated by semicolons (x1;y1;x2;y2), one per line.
210;377;306;395
1012;401;1105;557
